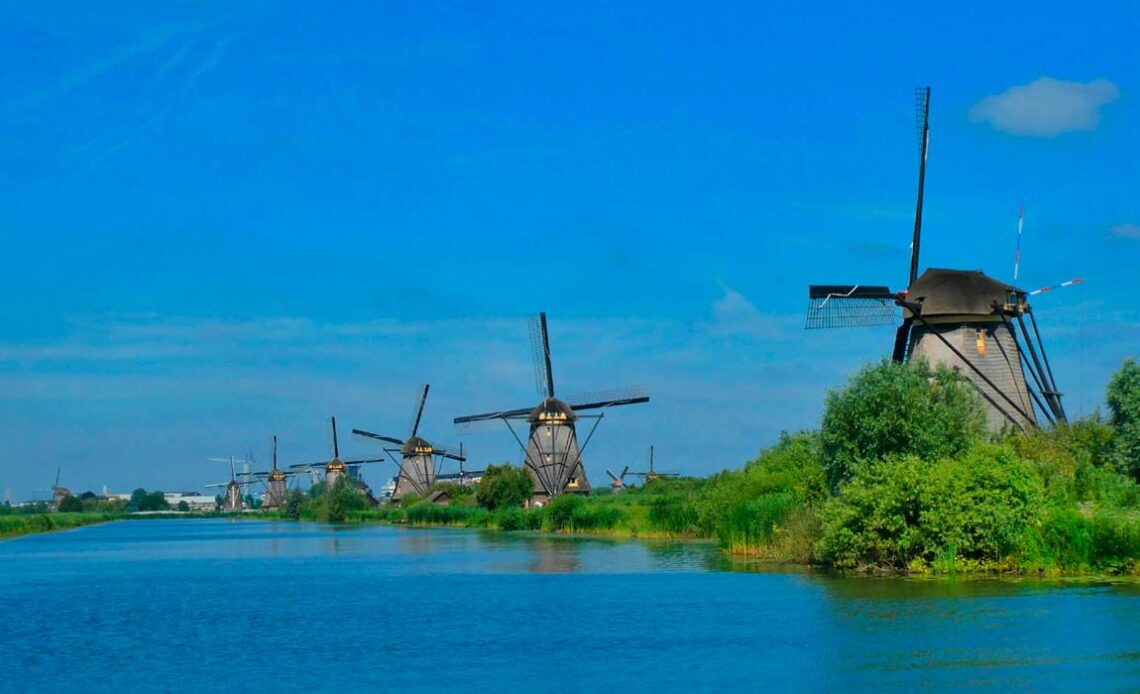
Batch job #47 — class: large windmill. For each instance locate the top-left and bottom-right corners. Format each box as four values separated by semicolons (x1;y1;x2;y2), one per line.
352;385;468;502
805;87;1066;432
290;417;386;490
454;312;649;506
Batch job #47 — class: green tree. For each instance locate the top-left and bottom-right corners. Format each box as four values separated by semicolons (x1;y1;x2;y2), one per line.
57;495;83;513
317;476;367;522
474;464;535;510
1107;358;1140;479
177;500;190;512
821;358;986;492
283;488;306;520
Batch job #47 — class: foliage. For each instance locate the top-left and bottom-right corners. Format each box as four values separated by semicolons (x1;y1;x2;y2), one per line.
495;507;544;531
127;489;170;512
0;512;121;539
816;444;1044;570
315;477;368;522
474;464;534;510
1107;358;1140;479
820;358;986;492
176;500;190;513
283;488;306;520
57;495;84;513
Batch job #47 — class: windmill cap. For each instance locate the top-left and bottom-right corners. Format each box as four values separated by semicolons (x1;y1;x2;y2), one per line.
906;268;1024;317
401;436;433;456
528;397;577;423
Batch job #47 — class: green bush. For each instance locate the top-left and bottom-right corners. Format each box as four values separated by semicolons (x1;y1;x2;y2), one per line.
568;503;625;531
57;495;83;513
316;477;368;522
1107;359;1140;479
816;444;1044;571
820;358;986;492
474;464;534;510
496;507;543;531
544;493;585;531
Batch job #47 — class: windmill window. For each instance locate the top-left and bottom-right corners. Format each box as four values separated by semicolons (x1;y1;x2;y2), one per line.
568;477;579;488
976;328;986;356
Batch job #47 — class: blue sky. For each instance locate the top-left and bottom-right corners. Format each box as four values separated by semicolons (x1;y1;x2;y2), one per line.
1;2;1137;499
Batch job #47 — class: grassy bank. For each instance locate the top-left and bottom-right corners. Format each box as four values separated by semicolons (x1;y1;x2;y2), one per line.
0;512;124;540
275;357;1140;578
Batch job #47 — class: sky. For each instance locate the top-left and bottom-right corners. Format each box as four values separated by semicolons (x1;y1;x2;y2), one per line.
1;1;1138;500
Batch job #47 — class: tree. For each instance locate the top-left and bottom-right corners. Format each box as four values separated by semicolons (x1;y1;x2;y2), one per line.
177;500;190;512
57;495;84;513
821;358;986;492
317;476;367;522
1107;358;1140;480
474;464;535;510
284;488;305;520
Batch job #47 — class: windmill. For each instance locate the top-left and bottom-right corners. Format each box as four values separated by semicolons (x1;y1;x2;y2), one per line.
290;417;385;490
606;465;631;492
435;444;485;487
237;436;295;509
629;445;678;483
454;312;649;505
352;384;469;502
804;87;1067;432
206;456;246;512
50;466;71;510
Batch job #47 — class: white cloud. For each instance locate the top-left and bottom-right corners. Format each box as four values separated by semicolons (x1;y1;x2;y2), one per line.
969;77;1120;136
710;286;788;339
1109;223;1140;240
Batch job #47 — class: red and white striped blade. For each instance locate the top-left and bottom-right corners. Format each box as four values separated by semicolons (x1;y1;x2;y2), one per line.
1028;277;1085;296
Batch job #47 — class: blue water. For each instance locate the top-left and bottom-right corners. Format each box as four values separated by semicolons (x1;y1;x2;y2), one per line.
2;520;1139;692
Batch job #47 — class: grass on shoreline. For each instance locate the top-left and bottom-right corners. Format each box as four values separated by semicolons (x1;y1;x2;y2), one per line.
0;512;124;540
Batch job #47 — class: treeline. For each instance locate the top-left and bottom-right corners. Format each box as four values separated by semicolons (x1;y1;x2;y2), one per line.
321;357;1140;576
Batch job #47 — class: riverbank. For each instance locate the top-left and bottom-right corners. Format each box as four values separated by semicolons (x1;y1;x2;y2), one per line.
0;512;124;540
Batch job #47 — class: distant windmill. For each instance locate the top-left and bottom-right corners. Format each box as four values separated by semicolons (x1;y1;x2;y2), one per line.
805;87;1067;432
353;385;469;502
50;466;71;510
206;456;246;512
237;436;296;509
606;466;631;492
628;445;678;483
454;312;649;505
289;417;385;490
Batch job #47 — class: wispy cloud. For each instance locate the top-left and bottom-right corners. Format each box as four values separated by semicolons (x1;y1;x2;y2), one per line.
1108;223;1140;240
968;77;1120;137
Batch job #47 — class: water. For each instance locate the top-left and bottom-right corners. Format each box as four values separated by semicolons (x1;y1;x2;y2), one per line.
2;520;1139;692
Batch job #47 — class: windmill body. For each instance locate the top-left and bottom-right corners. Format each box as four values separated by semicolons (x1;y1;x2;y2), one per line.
223;481;243;513
454;313;648;506
524;398;590;503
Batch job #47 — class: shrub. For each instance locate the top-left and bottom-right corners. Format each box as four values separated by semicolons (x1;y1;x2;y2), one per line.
475;464;534;510
317;477;368;522
496;507;543;531
816;444;1044;571
1107;359;1140;479
544;493;585;531
820;358;986;492
57;495;83;513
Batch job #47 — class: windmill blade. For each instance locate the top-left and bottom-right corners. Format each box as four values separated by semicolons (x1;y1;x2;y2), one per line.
436;451;468;463
1028;277;1084;297
565;386;648;411
606;469;620;482
330;417;340;459
454;406;533;425
806;285;898;329
352;429;405;447
909;85;931;286
620;465;630;480
341;458;386;465
529;312;555;399
408;384;430;438
566;388;649;412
